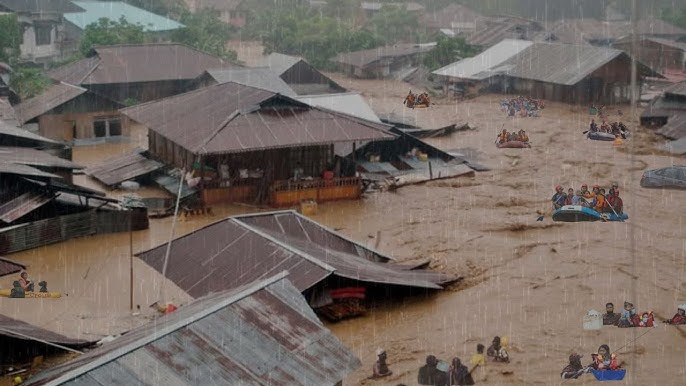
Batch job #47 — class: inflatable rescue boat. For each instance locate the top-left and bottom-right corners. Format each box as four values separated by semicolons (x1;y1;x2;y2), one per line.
496;141;530;148
591;368;626;381
552;205;628;222
0;289;62;298
587;131;617;141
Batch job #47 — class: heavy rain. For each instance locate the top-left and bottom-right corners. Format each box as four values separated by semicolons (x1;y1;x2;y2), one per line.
0;0;685;385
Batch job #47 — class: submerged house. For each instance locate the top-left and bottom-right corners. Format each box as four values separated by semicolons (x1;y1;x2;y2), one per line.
120;81;395;207
47;43;235;105
331;43;436;79
433;39;659;104
260;52;346;95
24;273;360;386
13;81;125;144
136;211;458;320
613;37;686;81
641;82;686;140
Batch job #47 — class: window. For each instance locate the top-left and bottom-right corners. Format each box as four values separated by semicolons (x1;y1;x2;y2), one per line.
34;24;52;46
93;117;123;138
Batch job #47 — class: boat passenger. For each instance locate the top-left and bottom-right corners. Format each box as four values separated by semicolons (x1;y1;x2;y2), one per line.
9;281;25;298
518;129;529;142
418;355;439;385
607;189;623;214
600;120;610;132
594;189;607;212
498;129;508;143
591;344;619;370
590;119;599;132
486;336;509;363
638;312;654;327
666;304;686;325
373;348;392;378
603;302;621;325
448;357;474;385
552;186;566;210
507;131;518;141
561;353;586;379
617;301;636;328
564;188;575;205
18;272;34;292
470;344;485;367
580;184;591;197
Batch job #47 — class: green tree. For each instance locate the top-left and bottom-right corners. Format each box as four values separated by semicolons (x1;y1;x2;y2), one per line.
0;13;21;64
660;7;686;29
370;5;420;45
10;67;52;99
423;35;479;71
172;9;238;61
79;17;146;56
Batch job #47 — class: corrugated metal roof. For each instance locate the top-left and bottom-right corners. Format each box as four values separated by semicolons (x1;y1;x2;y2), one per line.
84;148;164;186
0;255;25;277
0;314;93;347
663;136;686;154
65;1;185;32
331;43;436;68
261;53;303;75
466;17;543;48
13;82;87;124
0;162;62;178
48;44;234;85
646;37;686;52
0;0;83;13
25;273;361;386
664;82;686;98
136;211;455;299
550;18;686;45
0;190;55;223
204;67;296;96
0;120;60;145
656;111;686;140
0;146;83;169
294;93;382;123
121;82;395;156
433;39;533;79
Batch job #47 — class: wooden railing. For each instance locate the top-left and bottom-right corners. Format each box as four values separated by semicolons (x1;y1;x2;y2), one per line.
271;177;361;192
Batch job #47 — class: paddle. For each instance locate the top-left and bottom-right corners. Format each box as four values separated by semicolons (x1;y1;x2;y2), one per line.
604;198;624;222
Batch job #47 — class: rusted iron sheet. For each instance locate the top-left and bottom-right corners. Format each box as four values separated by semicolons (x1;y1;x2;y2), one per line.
0;191;55;223
0;256;25;277
13;82;87;124
24;275;361;386
657;112;686;140
84;149;164;186
0;146;83;169
0;314;94;347
0;120;60;145
0;162;62;178
121;82;395;156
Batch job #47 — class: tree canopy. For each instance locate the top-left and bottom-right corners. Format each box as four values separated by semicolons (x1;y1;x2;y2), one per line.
423;36;479;71
370;4;420;45
79;17;146;56
172;8;237;61
0;13;21;64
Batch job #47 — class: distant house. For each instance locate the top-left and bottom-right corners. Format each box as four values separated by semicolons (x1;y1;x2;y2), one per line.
187;0;247;28
260;53;346;94
433;39;660;104
641;82;686;140
63;1;185;49
361;1;424;18
0;0;84;64
13;81;126;144
24;273;360;386
120;82;395;206
331;43;436;79
613;37;686;79
420;3;484;35
47;43;236;104
466;16;546;49
549;18;686;47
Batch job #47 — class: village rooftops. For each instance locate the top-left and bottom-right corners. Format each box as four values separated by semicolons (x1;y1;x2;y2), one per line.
331;43;437;68
0;0;83;13
549;18;686;45
420;3;484;30
47;43;236;85
260;52;304;76
64;1;185;32
23;273;361;386
13;82;88;125
433;39;533;80
294;92;382;123
136;210;456;299
120;81;395;156
665;82;686;98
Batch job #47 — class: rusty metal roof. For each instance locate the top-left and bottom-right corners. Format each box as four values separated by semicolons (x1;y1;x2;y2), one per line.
137;211;456;299
0;190;55;223
0;146;83;169
0;162;62;178
84;148;164;186
331;43;436;68
0;120;60;145
0;314;93;347
49;44;235;85
121;82;395;156
13;82;87;124
0;255;24;277
25;273;361;386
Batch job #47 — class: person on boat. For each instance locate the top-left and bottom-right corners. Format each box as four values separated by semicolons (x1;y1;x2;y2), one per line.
561;353;587;379
600;120;610;132
591;344;619;370
404;90;416;108
498;129;508;143
665;304;686;325
448;357;474;385
418;355;440;385
617;301;637;328
607;189;623;214
590;119;599;132
18;271;34;292
637;311;655;327
486;336;509;362
563;188;576;205
9;281;25;298
580;184;591;197
517;129;529;142
552;186;567;210
373;348;392;378
603;302;621;325
507;131;519;141
417;93;430;106
593;188;607;212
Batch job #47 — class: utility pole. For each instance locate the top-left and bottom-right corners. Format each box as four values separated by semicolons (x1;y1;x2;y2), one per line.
129;208;133;310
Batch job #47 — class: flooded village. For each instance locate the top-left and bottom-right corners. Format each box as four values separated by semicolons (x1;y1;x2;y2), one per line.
1;0;686;385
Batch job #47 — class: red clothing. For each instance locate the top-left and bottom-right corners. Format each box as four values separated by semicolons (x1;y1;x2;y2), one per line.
669;314;686;325
18;277;31;290
322;170;334;180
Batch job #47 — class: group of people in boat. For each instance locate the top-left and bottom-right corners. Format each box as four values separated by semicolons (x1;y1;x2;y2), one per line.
9;271;48;298
404;90;431;108
372;336;510;385
603;301;686;326
560;344;621;379
500;96;544;118
496;129;529;144
551;182;623;214
589;119;629;139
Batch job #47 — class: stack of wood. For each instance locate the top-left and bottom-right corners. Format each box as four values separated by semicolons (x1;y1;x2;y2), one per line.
315;287;366;322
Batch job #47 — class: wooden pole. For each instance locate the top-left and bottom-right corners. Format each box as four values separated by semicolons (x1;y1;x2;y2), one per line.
129;208;133;310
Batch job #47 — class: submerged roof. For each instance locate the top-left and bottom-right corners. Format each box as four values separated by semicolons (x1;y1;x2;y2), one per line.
331;43;437;68
0;120;60;145
65;1;184;32
84;148;164;186
25;273;361;386
433;39;533;79
137;211;455;298
48;44;233;85
294;93;382;123
202;67;296;96
0;146;83;170
13;82;87;124
665;82;686;98
121;82;395;156
0;162;62;178
0;0;83;13
0;255;25;277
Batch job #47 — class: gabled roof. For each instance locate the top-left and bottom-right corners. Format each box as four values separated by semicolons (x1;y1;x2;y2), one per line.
48;44;234;85
331;43;437;68
0;162;62;178
121;82;395;156
136;211;456;298
260;52;303;75
0;146;83;170
24;273;361;386
0;0;83;13
433;39;533;79
294;93;382;123
65;1;185;32
13;82;87;124
202;67;296;96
